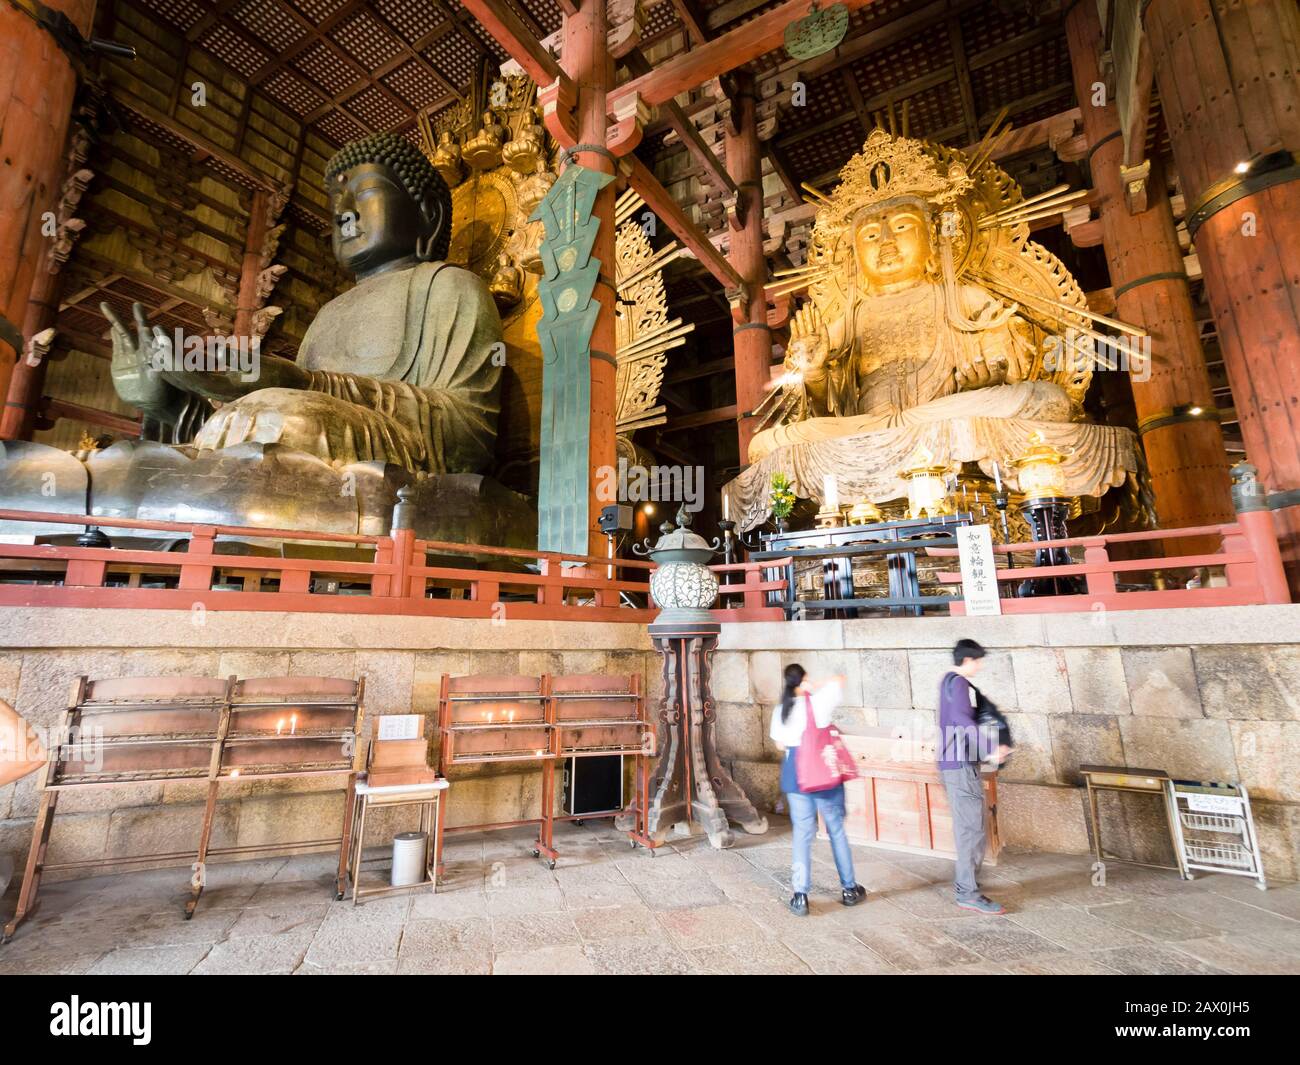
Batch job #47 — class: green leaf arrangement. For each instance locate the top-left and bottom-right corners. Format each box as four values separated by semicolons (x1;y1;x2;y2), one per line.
769;472;796;520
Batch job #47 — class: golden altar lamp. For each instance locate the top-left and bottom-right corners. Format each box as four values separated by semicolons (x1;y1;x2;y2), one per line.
900;447;953;520
1010;432;1071;501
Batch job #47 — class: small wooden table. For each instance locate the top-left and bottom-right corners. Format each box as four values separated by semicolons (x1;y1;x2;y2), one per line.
347;777;448;904
1079;764;1187;878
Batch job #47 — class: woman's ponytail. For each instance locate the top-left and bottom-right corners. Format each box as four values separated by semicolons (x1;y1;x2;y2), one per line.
780;663;806;723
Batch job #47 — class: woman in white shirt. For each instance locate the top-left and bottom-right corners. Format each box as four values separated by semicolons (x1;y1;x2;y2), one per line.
770;664;866;917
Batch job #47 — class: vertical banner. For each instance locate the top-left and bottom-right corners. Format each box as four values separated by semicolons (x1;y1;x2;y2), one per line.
530;163;615;555
956;523;1002;616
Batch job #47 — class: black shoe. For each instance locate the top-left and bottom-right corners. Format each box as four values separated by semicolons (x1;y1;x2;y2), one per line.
841;884;867;907
789;892;809;917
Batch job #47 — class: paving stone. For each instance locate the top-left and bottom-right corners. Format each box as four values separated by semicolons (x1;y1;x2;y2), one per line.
491;911;579;953
409;888;489;921
656;902;766;946
570;903;661;941
492;945;596;975
225;904;328;939
1004;953;1121;975
1171;935;1300;975
1087;899;1221;941
191;930;315;975
1089;944;1228;975
484;883;565;915
780;931;897;974
584;935;696;975
852;919;982;971
303;918;403;972
396;949;491;975
633;877;727;911
1160;890;1300;938
85;943;212;975
1006;905;1150;951
686;937;811;975
934;915;1063;961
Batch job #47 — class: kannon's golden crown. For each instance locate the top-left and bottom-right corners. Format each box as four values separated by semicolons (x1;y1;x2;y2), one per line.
820;129;975;230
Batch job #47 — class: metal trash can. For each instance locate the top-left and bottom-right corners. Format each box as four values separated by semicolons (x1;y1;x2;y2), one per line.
391;831;428;887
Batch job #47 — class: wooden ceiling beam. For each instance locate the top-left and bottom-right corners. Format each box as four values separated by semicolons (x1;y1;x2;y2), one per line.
458;0;565;87
610;0;882;110
961;107;1081;162
668;0;712;46
661;404;738;432
623;50;736;198
624;156;745;292
776;65;956;148
947;17;979;144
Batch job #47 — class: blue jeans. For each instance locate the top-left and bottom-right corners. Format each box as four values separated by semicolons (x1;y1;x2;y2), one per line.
786;787;858;896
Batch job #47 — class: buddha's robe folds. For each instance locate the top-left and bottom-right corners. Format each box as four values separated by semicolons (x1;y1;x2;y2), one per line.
193;262;502;474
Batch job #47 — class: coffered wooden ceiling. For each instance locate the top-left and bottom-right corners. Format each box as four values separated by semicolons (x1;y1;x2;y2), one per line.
120;0;1080;180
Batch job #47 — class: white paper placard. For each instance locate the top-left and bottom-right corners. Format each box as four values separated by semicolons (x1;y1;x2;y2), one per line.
1187;792;1243;816
956;524;1002;617
377;714;422;740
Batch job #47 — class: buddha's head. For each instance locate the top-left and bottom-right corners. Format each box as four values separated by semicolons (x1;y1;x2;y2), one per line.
324;133;451;280
851;198;935;295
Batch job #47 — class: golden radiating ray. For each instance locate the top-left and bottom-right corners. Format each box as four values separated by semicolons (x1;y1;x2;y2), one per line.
979;183;1074;221
767;277;821;297
800;182;833;204
618;241;683;285
977;191;1091;228
619;321;696;359
773;262;829;278
967;106;1010;173
973;272;1147;337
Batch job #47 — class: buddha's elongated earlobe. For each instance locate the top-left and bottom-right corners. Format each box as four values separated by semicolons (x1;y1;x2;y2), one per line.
415;233;436;262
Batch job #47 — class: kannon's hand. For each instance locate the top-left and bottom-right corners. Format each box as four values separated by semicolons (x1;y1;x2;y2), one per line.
102;301;173;411
785;303;831;375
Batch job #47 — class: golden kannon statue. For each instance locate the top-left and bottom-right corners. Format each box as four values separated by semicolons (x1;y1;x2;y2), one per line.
724;127;1138;528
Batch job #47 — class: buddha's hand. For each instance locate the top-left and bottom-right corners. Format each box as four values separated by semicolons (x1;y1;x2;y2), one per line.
785;303;831;377
102;301;173;411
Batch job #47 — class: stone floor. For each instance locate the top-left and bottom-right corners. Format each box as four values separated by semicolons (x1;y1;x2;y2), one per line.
2;818;1297;975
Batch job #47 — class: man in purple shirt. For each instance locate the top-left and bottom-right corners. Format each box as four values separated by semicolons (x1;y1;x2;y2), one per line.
938;639;1005;914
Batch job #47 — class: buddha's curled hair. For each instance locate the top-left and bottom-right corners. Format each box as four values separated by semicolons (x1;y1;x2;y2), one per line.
324;132;451;261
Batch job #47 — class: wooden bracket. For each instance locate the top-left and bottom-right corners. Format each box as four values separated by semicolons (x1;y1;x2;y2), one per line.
608;90;651;158
1121;159;1152;214
539;77;579;148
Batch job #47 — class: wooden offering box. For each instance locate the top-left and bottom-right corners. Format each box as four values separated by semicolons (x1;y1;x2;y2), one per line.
438;674;550;765
552;674;651;758
823;729;1000;863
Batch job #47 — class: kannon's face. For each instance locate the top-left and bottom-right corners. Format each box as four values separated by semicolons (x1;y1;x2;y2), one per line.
852;205;931;292
329;162;427;277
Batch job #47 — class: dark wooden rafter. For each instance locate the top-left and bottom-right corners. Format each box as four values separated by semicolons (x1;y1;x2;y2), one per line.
668;0;711;47
947;16;979;144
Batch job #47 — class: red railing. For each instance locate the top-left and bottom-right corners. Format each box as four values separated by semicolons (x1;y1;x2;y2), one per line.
924;509;1291;613
0;508;787;622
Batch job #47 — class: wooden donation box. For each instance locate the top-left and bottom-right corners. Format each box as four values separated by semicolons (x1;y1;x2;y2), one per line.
3;674;364;942
821;730;1001;862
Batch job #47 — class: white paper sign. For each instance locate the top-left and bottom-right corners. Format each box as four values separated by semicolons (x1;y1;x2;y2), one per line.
956;524;1002;616
1187;792;1243;816
377;714;422;740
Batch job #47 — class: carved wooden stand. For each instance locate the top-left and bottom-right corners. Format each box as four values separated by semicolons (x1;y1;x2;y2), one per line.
639;621;768;849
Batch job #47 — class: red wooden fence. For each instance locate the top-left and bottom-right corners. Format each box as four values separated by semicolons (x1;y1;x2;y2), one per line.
924;509;1290;613
0;508;788;622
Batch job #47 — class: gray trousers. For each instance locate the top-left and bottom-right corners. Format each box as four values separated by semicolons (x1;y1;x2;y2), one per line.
940;764;986;901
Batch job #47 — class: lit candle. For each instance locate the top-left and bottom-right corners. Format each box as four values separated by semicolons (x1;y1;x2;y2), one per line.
486;711;495;723
276;718;285;735
290;713;298;736
230;769;240;778
723;493;730;521
507;710;515;723
992;462;1003;492
823;473;839;511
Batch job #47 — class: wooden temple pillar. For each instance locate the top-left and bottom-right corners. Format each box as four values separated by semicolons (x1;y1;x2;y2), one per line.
232;189;271;343
0;0;97;432
1143;0;1300;588
1065;1;1233;535
563;0;620;558
722;73;773;463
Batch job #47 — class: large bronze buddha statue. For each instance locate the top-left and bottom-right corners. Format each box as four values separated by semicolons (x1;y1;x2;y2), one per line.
722;128;1138;530
0;133;532;545
106;133;503;478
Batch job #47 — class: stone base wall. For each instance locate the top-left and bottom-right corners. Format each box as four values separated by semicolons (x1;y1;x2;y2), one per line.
712;606;1300;880
1;605;1297;882
0;609;659;879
